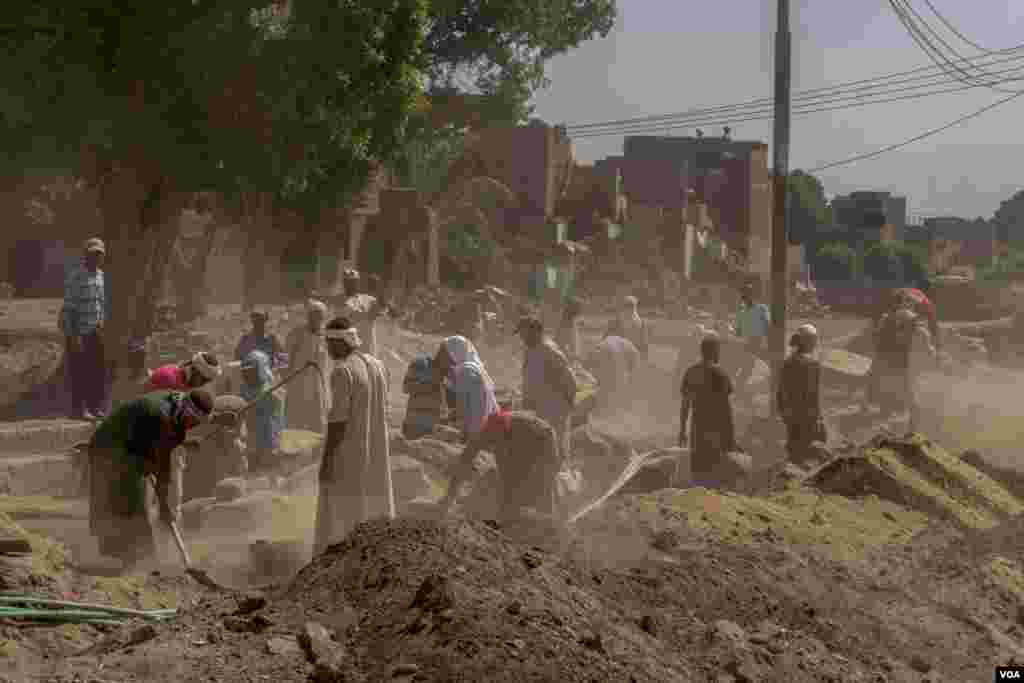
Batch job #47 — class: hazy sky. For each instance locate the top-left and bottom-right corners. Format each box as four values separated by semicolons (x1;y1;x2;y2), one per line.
531;0;1024;220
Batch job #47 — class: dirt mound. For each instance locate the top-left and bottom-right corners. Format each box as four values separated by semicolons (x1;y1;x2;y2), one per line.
284;517;692;681
808;434;1023;529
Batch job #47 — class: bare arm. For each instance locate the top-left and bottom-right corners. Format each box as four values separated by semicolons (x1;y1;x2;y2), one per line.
678;397;691;447
442;431;493;508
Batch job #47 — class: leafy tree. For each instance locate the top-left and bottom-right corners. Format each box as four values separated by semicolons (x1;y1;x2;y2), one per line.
1;1;429;342
862;242;903;284
786;169;832;245
993;189;1024;243
424;0;617;121
813;242;857;282
895;242;930;291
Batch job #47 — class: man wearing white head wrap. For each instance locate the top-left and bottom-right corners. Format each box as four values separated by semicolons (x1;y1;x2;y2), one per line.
335;269;385;357
314;317;393;554
777;323;826;464
285;299;331;432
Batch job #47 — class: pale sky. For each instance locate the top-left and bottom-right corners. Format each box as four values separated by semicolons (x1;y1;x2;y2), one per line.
532;0;1024;220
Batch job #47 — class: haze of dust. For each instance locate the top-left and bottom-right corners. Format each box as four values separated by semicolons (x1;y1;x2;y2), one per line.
917;364;1024;469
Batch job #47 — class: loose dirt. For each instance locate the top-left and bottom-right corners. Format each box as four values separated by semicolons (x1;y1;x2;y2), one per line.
4;303;1024;681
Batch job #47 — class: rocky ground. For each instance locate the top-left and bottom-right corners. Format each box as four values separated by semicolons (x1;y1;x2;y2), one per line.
0;297;1022;681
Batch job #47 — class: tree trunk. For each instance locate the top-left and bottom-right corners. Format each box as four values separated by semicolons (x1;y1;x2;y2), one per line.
170;220;221;324
98;168;186;359
241;192;273;310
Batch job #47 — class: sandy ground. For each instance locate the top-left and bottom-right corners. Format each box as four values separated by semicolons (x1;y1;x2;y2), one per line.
3;299;1024;680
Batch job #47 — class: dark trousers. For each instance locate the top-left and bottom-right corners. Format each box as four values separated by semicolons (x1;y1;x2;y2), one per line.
67;332;107;417
784;418;827;464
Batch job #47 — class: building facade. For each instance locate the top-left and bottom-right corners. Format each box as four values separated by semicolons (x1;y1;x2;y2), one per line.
831;191;907;241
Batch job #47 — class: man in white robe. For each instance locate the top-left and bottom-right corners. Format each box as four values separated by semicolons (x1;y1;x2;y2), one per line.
285;299;331;432
313;317;393;555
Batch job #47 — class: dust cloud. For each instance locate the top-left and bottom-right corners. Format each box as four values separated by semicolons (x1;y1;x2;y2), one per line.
918;364;1024;469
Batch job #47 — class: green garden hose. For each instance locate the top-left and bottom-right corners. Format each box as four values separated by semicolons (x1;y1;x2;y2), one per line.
0;594;178;626
0;596;176;620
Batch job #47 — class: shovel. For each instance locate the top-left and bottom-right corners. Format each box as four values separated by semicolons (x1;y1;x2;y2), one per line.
167;517;232;591
193;360;322;445
144;473;231;591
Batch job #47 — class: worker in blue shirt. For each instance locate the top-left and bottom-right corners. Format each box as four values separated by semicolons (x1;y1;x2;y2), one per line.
733;282;771;409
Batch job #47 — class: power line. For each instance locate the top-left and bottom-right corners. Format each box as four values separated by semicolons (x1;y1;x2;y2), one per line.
564;43;1024;132
888;0;1020;93
921;0;990;52
568;69;1024;139
805;89;1024;173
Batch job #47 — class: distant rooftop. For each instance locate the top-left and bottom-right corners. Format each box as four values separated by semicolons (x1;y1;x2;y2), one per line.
623;135;767;153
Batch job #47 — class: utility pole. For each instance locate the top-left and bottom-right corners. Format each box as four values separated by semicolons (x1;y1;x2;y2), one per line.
769;0;792;417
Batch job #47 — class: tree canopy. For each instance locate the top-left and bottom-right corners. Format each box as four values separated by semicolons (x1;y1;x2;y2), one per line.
424;0;616;120
993;189;1024;243
2;1;430;215
0;0;618;337
786;169;831;245
813;242;856;282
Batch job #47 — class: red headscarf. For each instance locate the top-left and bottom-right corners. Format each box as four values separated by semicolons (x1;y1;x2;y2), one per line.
899;288;936;321
482;409;513;435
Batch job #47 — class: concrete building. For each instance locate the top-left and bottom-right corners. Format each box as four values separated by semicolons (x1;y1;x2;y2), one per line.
618;134;772;258
468;122;574;241
831;191;907;242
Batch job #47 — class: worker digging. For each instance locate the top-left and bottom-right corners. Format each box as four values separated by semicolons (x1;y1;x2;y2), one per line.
87;389;214;570
442;409;563;522
776;323;827;466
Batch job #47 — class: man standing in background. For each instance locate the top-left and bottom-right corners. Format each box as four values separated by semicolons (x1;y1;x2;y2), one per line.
679;335;739;486
777;324;827;464
336;269;385;358
285;299;331;432
61;238;108;421
733;282;771;409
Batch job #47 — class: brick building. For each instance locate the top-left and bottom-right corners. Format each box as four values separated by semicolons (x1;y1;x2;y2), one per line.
616;134;772;258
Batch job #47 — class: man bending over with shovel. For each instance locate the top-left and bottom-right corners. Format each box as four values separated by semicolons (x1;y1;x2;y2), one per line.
88;389;214;569
441;410;562;522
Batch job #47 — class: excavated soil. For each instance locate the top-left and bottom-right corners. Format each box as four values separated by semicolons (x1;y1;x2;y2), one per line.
5;305;1024;681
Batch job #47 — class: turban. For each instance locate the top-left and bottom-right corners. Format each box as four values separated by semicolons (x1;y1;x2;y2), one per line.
190;352;222;381
325;326;362;348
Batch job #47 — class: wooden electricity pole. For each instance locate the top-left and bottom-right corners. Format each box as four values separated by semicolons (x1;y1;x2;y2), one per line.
769;0;792;416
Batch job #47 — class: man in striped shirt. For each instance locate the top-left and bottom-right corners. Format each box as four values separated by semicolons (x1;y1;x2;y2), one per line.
61;238;108;421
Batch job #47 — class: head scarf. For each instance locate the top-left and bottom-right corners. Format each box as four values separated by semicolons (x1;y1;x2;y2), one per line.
442;335;495;388
325;326;362;349
796;323;818;338
190;351;222;382
790;323;818;349
240;350;274;397
84;237;106;255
